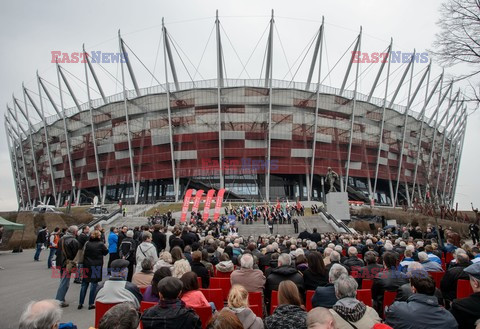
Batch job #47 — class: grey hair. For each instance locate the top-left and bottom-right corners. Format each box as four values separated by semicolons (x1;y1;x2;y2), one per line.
98;302;139;329
278;253;292;267
417;252;428;262
67;225;78;234
19;299;62;329
330;250;341;262
126;230;134;238
329;263;348;283
348;246;357;256
240;253;254;269
334;274;358;299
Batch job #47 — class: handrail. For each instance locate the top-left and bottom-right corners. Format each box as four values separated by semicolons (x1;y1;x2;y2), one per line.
78;208;121;230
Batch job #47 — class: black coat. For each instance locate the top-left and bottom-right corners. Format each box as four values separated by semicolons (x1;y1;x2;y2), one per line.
191;261;210;288
298;231;311;240
310;232;321;243
342;256;365;271
450;292;480;329
169;236;185;251
266;266;304;304
440;262;471;301
83;238;108;282
56;235;80;268
152;230;166;255
141;300;201;329
311;284;337;308
303;268;328;291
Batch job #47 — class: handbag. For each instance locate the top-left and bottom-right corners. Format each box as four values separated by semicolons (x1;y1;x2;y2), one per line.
61;238;77;273
75;241;88;264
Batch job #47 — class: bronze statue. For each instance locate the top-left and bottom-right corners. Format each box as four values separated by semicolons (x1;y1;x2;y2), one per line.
326;167;339;192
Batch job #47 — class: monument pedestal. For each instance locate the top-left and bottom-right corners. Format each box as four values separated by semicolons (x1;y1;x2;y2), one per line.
326;192;350;221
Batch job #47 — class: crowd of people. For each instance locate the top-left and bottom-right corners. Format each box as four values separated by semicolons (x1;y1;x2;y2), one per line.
22;212;480;329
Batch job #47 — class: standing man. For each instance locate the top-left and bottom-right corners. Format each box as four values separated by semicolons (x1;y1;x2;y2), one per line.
74;226;90;284
107;227;119;273
468;221;479;245
268;218;274;235
34;225;48;261
293;217;299;234
55;225;80;307
326;167;339;192
47;227;60;269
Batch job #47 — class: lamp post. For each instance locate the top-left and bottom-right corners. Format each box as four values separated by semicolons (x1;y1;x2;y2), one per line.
321;177;325;204
68;181;75;214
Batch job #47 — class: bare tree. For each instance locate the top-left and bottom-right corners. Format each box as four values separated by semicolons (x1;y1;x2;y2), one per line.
431;0;480;104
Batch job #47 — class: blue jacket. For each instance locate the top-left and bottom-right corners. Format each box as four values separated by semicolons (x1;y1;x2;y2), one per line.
385;293;458;329
108;232;118;254
311;283;337;308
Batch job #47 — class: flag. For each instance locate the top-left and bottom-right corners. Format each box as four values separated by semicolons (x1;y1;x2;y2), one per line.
213;189;226;221
191;190;204;214
202;189;216;221
180;189;194;222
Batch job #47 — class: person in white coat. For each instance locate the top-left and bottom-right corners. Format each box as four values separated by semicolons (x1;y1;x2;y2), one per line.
135;231;158;273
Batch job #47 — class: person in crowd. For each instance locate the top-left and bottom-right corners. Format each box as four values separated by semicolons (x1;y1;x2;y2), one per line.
385;275;458;329
98;302;139;329
231;253;266;292
450;262;480;329
95;259;143;309
48;227;60;269
173;258;192;279
227;284;263;329
358;251;383;282
206;308;244;329
180;271;211;309
154;251;174;273
440;252;471;302
216;253;234;273
398;248;415;272
184;245;193;264
74;226;90;284
135;231;158;273
418;251;443;272
132;258;155;288
371;251;408;314
55;225;80;308
118;230;137;282
325;251;347;273
201;249;215;277
107;227;119;272
296;254;309;273
395;262;439;302
78;229;108;310
265;253;305;308
303;251;328;291
265;280;307;329
141;277;201;329
117;226;128;248
34;225;48;261
152;224;166;256
169;229;185;251
191;250;210;288
311;264;348;308
342;246;364;271
18;299;63;329
306;307;336;329
425;245;442;264
329;274;381;328
143;267;172;303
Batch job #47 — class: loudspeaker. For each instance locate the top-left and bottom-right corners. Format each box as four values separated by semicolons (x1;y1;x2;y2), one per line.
369;223;376;230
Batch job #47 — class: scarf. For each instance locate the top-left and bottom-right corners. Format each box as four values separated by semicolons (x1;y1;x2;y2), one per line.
332;297;367;322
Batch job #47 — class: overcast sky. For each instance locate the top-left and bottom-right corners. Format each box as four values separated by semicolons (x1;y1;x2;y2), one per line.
0;0;478;211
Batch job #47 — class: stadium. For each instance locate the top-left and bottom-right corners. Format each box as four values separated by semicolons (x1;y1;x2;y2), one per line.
4;13;467;209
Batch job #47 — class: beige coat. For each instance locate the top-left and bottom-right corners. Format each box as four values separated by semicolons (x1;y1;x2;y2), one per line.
330;306;381;329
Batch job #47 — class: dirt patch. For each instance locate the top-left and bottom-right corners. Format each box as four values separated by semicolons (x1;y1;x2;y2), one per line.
0;211;93;250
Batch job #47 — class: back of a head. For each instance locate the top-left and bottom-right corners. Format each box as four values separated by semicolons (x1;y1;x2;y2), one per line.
410;276;436;296
192;250;202;262
307;307;335;329
19;300;62;329
307;252;325;275
240;253;254;269
456;253;470;265
158;277;183;300
206;309;244;329
334;274;358;299
348;246;357;257
329;264;348;283
417;252;428;262
329;251;340;263
364;251;377;265
180;271;199;293
278;253;292;267
278;280;302;306
382;251;397;269
141;258;153;272
98;302;139;329
142;231;152;242
227;285;249;309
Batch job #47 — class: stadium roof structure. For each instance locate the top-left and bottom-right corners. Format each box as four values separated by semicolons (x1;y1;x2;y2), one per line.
4;11;468;210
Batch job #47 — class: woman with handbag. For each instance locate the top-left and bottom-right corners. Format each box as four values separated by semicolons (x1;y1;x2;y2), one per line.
78;229;108;310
